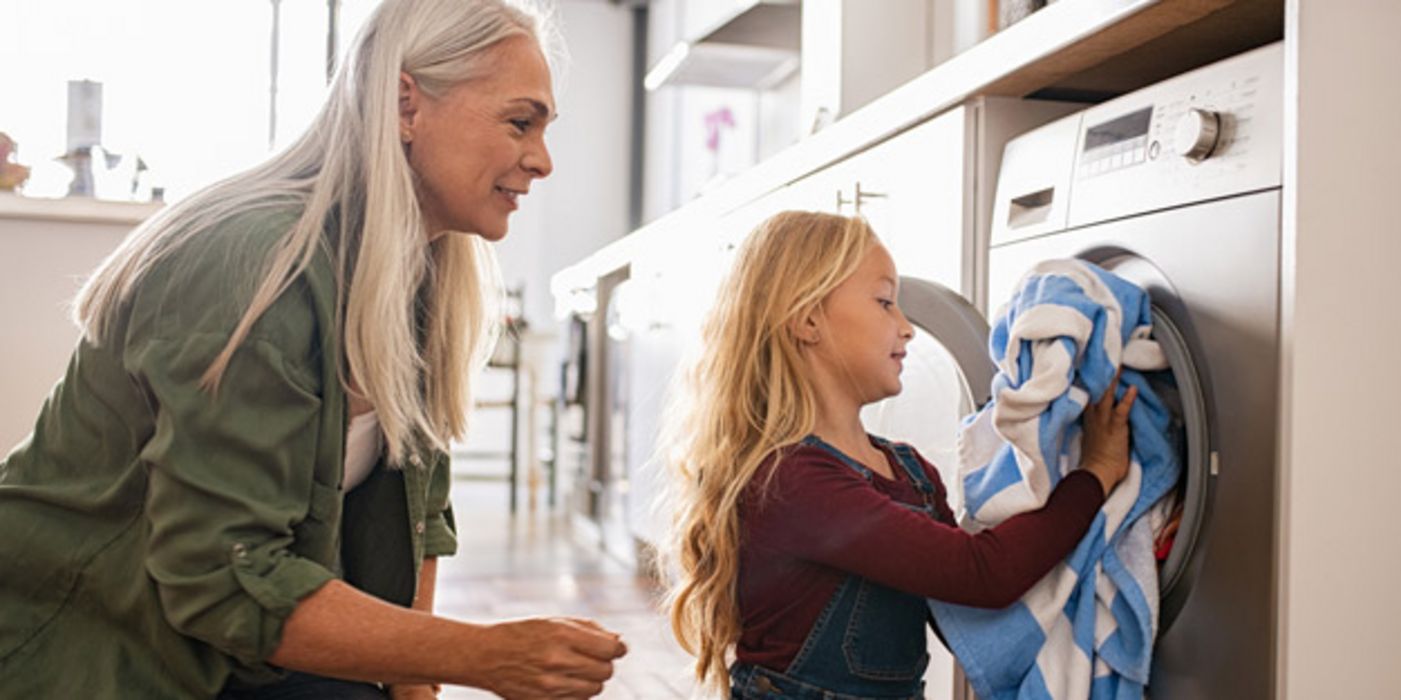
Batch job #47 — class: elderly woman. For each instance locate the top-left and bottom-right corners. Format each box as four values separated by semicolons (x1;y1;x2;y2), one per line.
0;1;626;698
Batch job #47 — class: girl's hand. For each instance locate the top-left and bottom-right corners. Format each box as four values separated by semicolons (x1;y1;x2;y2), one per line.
473;617;627;699
1080;368;1138;497
389;683;440;700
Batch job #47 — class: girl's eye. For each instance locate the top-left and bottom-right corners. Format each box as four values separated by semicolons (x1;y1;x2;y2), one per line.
878;298;895;309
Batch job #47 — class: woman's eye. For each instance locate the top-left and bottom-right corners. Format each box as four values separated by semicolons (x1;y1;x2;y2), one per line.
509;118;532;133
878;298;895;309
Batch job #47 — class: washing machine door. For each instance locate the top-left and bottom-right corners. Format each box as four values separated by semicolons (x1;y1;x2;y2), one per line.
1078;250;1217;640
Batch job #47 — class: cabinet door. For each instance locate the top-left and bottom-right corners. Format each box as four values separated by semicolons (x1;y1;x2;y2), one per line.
849;108;970;292
785;107;972;294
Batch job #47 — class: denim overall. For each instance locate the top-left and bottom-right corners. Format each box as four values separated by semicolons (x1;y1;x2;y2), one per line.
730;435;946;700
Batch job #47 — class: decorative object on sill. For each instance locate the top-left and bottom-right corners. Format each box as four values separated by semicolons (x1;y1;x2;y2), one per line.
56;145;97;198
701;106;737;193
55;145;155;201
0;132;32;192
999;0;1049;30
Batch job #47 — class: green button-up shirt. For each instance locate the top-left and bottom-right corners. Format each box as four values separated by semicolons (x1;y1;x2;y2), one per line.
0;207;457;697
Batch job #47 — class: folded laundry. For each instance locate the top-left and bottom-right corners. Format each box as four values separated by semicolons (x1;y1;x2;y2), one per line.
928;259;1180;700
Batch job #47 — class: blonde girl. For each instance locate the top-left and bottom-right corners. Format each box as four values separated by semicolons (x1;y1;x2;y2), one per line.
663;211;1136;699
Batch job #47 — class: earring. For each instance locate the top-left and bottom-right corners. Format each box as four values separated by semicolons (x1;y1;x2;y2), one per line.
400;130;413;143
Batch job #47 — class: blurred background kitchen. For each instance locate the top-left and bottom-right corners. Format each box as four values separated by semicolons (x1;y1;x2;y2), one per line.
2;1;1398;698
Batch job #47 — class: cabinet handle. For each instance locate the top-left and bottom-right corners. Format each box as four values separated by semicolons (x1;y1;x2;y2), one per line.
837;183;888;214
855;182;887;213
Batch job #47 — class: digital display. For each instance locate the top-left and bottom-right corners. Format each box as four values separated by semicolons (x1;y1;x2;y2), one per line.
1084;107;1153;151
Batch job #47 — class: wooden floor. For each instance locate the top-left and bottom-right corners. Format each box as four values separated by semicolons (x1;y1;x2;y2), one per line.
435;479;699;699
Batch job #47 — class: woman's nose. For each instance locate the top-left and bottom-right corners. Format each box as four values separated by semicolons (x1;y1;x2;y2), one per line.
524;139;553;179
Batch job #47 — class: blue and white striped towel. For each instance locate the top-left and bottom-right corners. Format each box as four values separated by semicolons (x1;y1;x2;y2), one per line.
928;259;1179;700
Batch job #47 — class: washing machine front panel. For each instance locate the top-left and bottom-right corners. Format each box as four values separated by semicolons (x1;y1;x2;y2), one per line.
987;190;1281;698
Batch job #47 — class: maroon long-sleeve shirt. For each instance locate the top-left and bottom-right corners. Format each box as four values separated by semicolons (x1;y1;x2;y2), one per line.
735;438;1105;671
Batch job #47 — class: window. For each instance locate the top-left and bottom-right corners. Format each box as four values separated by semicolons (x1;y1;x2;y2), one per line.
0;0;376;201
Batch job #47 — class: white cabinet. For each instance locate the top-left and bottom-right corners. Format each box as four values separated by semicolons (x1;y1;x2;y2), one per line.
0;197;160;451
801;0;938;127
786;105;972;295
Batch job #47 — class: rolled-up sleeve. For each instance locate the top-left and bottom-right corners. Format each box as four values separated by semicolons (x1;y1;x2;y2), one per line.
129;332;336;667
423;452;458;558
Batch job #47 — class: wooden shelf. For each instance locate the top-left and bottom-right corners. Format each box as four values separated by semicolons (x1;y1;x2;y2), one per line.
1013;0;1285;101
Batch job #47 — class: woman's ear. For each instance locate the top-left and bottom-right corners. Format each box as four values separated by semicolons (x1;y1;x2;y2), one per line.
399;71;420;144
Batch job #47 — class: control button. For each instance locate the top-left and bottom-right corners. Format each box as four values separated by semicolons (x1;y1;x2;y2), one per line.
1149;140;1161;160
1174;108;1222;163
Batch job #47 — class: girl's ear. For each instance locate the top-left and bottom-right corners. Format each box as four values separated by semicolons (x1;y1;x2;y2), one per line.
792;308;821;345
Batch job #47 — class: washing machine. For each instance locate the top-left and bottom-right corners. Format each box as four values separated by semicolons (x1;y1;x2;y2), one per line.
869;42;1283;698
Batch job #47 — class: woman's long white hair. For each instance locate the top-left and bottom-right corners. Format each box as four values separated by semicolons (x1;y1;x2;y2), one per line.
74;0;560;465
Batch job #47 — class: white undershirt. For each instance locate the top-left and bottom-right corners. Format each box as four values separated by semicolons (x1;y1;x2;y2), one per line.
343;410;382;491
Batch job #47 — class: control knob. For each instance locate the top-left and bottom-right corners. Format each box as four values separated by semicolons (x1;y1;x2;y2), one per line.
1173;108;1222;163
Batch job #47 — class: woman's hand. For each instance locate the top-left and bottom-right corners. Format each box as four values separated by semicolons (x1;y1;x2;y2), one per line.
471;617;627;699
389;683;440;700
1080;369;1138;497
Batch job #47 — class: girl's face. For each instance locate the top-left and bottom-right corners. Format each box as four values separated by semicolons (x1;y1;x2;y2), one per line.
810;243;915;405
401;35;555;241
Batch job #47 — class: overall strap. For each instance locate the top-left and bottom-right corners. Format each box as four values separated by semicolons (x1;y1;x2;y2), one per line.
870;437;939;513
800;435;875;480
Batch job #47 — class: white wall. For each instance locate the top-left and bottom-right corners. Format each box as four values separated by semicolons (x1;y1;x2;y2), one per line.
1280;2;1401;696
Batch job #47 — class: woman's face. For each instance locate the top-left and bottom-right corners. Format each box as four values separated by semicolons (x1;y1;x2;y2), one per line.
401;35;555;241
810;244;915;405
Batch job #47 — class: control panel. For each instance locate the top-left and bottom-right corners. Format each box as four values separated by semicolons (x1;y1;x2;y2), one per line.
991;42;1282;245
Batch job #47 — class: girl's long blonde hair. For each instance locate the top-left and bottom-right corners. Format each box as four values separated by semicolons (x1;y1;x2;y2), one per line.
660;210;879;693
73;0;560;465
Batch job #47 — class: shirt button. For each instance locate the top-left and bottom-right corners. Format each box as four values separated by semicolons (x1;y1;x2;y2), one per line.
414;521;425;534
409;454;422;467
231;542;248;559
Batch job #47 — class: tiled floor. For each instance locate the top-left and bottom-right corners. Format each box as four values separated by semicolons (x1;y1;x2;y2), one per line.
435;478;699;699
